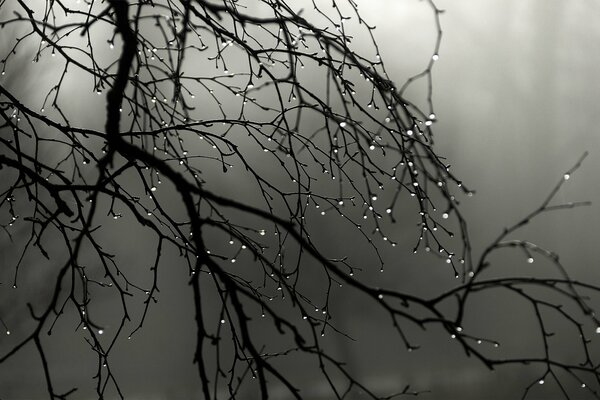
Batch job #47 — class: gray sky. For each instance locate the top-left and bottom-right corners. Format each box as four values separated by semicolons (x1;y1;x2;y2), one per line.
1;0;600;399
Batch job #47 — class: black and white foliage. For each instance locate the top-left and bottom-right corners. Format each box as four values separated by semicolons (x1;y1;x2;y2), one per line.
1;0;599;399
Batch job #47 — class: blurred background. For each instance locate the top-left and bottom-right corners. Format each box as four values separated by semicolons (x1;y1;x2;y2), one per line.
1;0;600;399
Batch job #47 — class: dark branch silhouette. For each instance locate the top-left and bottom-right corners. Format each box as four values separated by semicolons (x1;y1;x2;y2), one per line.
1;1;599;399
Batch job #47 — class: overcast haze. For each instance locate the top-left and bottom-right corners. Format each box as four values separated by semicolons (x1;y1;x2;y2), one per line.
1;0;600;399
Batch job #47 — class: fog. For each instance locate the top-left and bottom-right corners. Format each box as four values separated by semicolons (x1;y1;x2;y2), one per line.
1;0;600;399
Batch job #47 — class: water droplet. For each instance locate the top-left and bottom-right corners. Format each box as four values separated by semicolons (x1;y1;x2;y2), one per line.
98;329;104;335
442;212;449;219
538;380;544;385
564;174;570;180
150;186;157;192
432;54;439;61
339;121;347;128
527;257;534;264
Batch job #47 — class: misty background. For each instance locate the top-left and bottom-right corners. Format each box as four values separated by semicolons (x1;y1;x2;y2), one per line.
1;0;600;399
